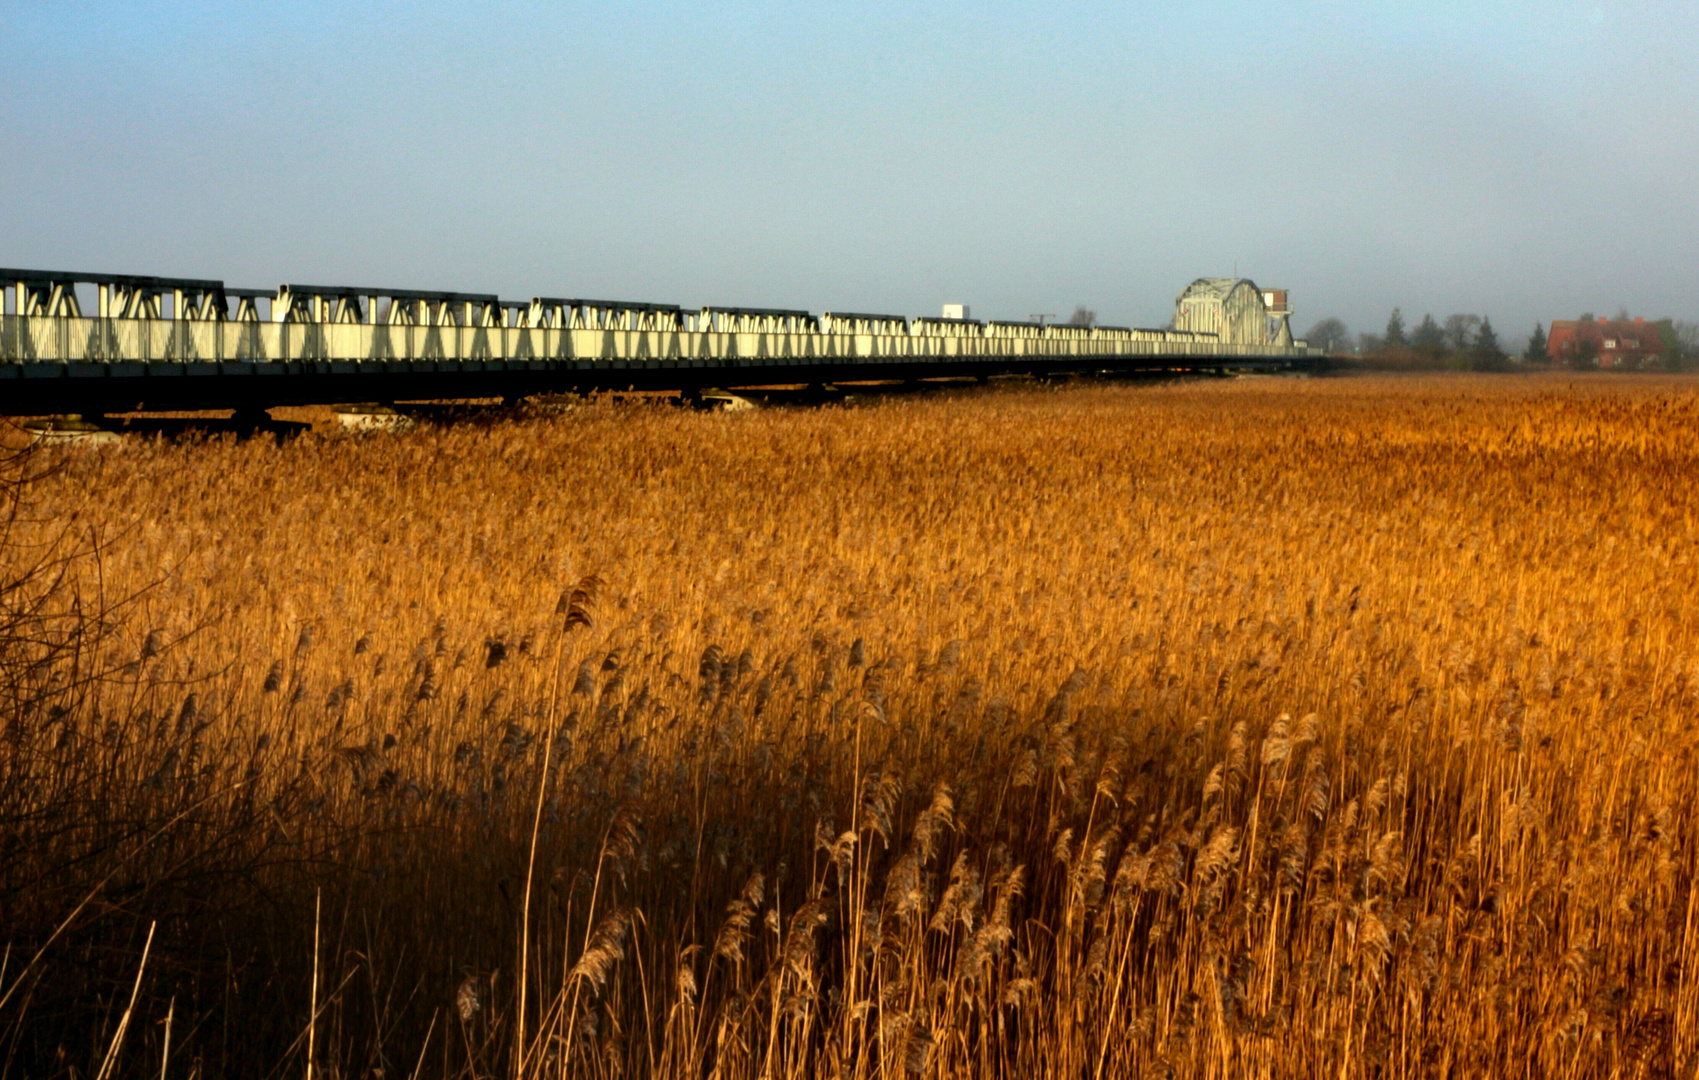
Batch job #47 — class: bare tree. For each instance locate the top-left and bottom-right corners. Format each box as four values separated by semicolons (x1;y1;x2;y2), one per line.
1442;314;1481;352
1304;318;1351;354
1065;306;1096;328
1674;320;1699;359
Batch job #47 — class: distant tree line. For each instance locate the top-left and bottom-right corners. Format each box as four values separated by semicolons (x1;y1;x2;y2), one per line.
1302;310;1699;372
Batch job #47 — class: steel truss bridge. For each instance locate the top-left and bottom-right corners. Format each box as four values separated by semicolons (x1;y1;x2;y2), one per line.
1;269;1319;414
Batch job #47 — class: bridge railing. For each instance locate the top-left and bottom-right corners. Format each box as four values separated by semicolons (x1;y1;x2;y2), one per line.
0;312;1320;365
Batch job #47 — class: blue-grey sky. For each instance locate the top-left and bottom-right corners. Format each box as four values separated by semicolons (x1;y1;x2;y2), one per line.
2;1;1695;339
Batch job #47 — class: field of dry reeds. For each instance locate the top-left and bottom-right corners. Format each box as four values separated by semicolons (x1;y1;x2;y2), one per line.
5;373;1699;1079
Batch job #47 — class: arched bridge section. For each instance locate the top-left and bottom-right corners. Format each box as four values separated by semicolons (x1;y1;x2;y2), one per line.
1;270;1319;413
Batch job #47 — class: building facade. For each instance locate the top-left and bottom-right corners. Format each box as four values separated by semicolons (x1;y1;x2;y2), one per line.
1547;317;1667;367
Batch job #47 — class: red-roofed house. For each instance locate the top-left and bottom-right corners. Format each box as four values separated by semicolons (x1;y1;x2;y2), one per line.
1547;317;1666;367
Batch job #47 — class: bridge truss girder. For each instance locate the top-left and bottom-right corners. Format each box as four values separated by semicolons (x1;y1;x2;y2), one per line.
1;268;1318;414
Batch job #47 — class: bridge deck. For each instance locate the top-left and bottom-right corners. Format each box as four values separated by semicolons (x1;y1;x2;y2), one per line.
1;272;1318;413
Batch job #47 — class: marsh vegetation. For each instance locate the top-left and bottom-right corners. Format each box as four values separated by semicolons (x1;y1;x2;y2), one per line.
5;374;1698;1077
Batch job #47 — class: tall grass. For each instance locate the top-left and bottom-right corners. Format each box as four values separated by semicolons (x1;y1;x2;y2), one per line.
4;374;1699;1078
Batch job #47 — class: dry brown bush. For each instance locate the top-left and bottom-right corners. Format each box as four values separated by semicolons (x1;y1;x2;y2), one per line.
4;373;1698;1078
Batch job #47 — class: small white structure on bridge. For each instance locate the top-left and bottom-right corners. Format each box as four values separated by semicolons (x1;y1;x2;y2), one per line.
1173;278;1296;348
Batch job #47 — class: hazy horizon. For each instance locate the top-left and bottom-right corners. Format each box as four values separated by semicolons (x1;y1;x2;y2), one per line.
3;0;1695;338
